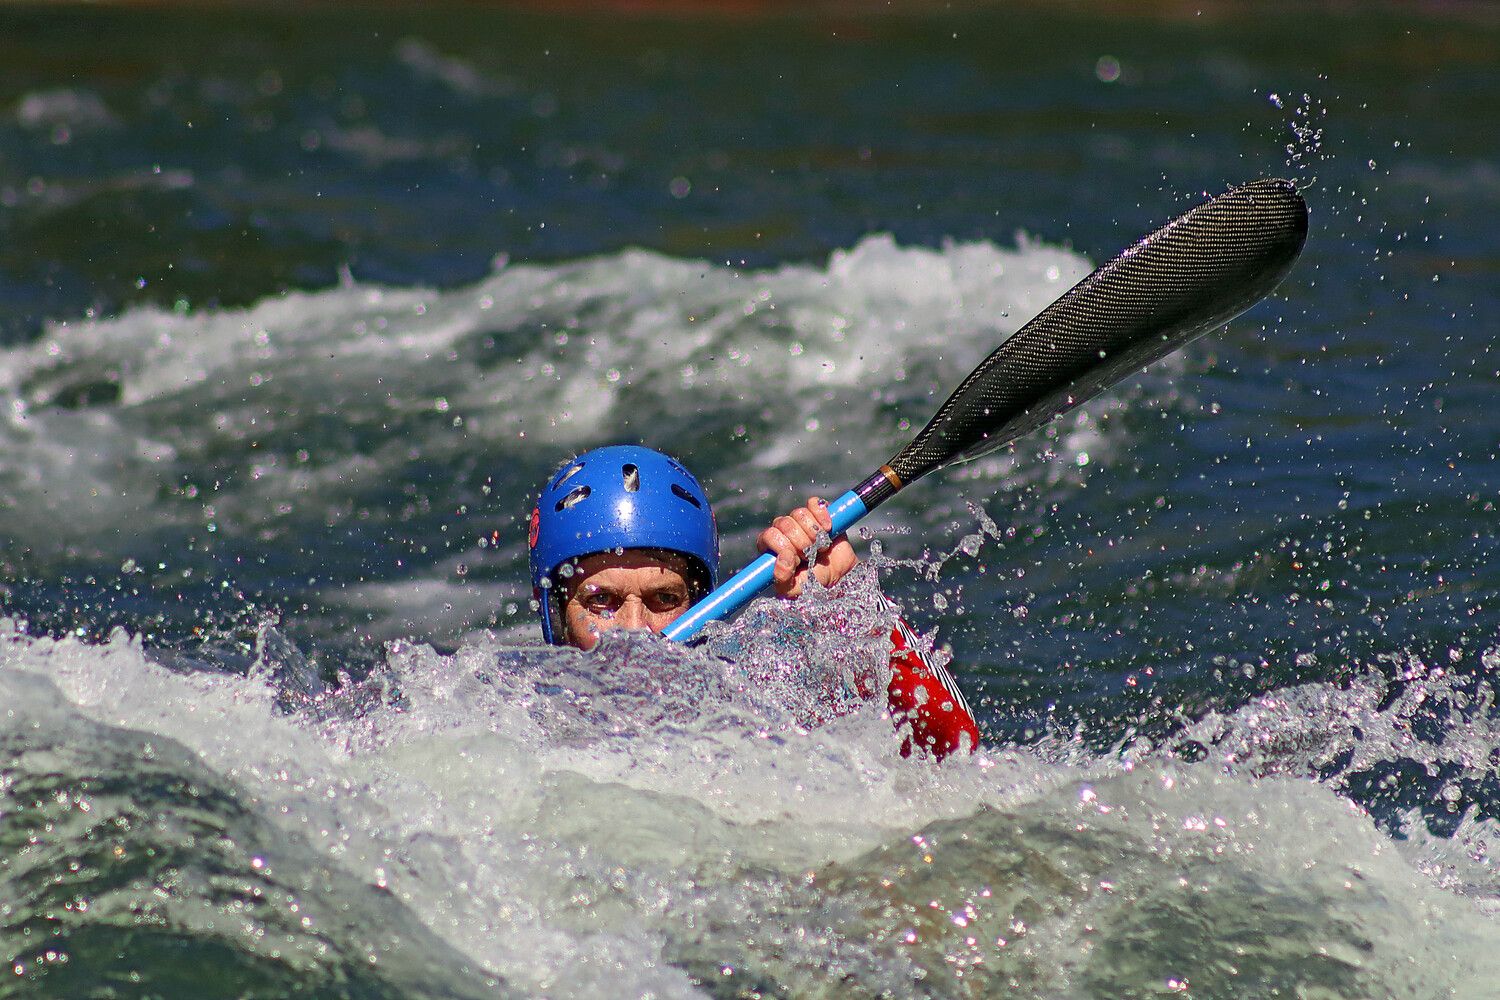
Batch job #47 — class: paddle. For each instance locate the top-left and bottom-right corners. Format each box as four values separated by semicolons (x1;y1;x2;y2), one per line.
662;177;1309;642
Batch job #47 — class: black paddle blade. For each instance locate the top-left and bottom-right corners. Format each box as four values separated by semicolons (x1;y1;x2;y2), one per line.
886;178;1308;486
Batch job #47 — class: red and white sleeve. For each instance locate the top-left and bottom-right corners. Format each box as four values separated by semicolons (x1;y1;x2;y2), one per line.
882;600;979;760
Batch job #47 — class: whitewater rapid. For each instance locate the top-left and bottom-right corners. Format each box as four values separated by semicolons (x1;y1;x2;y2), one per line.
6;606;1500;997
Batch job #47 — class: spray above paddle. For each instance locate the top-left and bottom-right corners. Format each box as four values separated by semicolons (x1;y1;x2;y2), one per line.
664;178;1309;642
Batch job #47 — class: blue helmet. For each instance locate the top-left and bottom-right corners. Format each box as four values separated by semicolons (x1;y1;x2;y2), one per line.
528;445;719;645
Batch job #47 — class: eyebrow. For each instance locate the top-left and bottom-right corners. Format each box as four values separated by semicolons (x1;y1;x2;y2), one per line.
581;580;688;597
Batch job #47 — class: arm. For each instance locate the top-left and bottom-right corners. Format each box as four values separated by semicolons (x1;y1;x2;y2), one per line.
884;609;980;760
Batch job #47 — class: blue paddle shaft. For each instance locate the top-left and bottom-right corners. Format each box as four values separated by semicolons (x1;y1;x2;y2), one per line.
660;489;868;642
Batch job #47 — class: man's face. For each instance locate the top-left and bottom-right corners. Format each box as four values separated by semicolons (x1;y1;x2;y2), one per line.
559;549;694;650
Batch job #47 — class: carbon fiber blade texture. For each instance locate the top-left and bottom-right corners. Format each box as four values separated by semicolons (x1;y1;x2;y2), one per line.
886;178;1308;486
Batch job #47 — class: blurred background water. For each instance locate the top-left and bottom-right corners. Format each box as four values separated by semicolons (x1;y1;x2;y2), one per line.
2;3;1499;996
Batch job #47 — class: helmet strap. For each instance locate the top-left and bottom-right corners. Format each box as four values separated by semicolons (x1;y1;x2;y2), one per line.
545;582;569;646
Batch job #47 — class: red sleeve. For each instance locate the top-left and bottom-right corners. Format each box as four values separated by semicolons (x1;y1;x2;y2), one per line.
886;616;979;760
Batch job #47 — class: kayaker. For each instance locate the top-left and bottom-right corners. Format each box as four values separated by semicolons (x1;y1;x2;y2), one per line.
527;444;979;759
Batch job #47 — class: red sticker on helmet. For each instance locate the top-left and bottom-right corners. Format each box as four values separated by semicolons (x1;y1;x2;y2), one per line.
528;506;540;549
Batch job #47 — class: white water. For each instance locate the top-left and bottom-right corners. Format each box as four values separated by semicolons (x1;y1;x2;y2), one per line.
0;233;1104;643
5;612;1499;997
0;233;1089;540
4;212;1494;998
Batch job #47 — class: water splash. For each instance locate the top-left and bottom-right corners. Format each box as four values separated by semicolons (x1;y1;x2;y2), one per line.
5;614;1500;997
1271;89;1329;186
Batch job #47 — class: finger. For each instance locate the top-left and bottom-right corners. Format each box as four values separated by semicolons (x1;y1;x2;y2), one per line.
788;506;823;545
806;496;833;532
774;513;815;551
757;527;801;589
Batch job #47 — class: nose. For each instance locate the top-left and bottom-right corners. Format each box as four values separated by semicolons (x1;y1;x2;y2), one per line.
612;597;648;631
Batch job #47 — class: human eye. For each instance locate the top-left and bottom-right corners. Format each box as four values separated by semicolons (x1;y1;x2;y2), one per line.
645;588;690;613
581;591;621;615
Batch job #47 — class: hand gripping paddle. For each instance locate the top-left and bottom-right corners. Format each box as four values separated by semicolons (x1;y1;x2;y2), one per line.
663;178;1309;642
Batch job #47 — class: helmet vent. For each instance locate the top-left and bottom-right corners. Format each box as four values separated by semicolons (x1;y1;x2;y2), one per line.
556;485;591;511
551;462;585;491
621;464;640;492
671;483;702;508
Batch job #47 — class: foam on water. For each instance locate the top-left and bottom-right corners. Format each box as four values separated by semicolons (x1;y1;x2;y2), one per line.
4;610;1498;998
0;233;1098;643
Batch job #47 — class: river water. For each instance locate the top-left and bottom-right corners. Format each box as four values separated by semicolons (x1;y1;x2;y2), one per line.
2;3;1498;997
